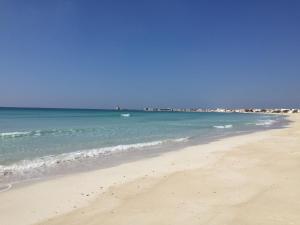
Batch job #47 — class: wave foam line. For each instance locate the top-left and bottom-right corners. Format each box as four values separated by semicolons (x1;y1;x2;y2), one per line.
0;184;12;193
0;128;100;139
0;137;189;176
255;120;276;126
213;124;233;129
0;131;32;138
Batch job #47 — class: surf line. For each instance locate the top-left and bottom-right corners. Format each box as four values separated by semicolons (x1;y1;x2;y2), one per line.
0;183;12;193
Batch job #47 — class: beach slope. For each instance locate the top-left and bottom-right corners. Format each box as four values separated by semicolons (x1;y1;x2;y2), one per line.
1;114;300;225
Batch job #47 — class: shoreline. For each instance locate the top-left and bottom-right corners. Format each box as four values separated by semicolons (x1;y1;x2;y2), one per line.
0;114;299;225
0;116;288;192
0;113;288;189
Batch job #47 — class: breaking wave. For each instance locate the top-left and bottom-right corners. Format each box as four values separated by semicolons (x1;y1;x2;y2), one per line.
213;124;233;129
255;120;276;126
0;184;12;193
0;131;33;138
0;128;99;139
0;137;189;177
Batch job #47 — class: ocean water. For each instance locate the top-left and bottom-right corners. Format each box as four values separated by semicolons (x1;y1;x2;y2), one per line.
0;108;286;186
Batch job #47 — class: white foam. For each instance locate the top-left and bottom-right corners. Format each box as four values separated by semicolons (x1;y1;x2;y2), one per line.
173;137;189;142
0;184;12;193
255;120;276;126
0;131;31;138
0;137;189;177
213;124;233;129
0;128;92;139
121;113;130;117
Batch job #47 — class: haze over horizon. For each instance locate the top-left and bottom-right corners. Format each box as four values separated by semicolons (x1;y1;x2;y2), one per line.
0;0;299;109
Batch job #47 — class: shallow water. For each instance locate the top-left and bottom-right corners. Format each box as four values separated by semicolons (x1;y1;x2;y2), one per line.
0;108;287;185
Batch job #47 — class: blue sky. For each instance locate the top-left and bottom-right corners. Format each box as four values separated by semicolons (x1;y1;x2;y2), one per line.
0;0;299;109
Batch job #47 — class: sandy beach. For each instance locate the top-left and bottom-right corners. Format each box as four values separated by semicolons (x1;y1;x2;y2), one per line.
0;114;300;225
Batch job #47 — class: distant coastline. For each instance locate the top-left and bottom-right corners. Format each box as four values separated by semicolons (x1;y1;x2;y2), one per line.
143;107;300;114
1;106;299;114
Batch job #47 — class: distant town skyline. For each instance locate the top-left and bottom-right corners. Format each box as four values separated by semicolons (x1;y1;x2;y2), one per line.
0;1;300;109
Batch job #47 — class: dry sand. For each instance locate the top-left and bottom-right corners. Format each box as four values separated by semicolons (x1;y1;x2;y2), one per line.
1;114;300;225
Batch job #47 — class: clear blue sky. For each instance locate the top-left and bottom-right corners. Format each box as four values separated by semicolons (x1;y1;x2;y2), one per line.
0;0;299;109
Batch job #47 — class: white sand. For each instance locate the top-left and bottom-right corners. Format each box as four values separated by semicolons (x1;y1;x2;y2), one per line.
1;114;300;225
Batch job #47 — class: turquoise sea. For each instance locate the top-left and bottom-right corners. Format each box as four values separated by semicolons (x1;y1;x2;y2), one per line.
0;107;286;186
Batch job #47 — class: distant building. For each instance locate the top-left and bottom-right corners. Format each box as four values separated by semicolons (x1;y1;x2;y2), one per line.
143;107;299;114
158;108;173;112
